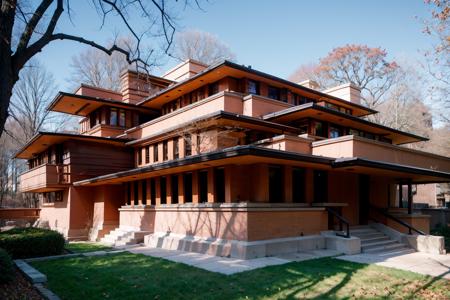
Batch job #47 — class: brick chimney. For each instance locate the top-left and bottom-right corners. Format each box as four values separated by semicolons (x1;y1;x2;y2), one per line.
162;59;208;82
323;83;361;104
298;79;320;90
120;70;172;104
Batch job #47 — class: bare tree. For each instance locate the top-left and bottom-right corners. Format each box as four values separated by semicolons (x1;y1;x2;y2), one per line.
69;37;139;91
0;0;199;137
289;44;399;110
172;29;236;65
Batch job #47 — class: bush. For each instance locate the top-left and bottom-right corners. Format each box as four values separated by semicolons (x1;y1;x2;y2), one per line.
431;225;450;251
0;248;14;284
0;228;65;259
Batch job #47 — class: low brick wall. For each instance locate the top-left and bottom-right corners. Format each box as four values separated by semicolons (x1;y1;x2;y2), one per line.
0;208;40;227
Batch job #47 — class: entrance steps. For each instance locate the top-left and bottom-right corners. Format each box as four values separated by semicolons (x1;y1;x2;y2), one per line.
350;226;415;255
100;229;151;246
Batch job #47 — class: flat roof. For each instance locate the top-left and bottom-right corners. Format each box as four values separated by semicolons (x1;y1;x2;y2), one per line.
15;132;130;159
263;103;427;145
47;92;159;117
137;60;377;117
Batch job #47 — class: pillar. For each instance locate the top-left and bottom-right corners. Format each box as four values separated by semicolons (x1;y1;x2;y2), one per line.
283;166;293;203
207;168;215;203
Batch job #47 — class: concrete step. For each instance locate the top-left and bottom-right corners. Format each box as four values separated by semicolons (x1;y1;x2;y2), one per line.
353;232;385;239
351;228;378;235
375;247;416;256
361;236;390;245
363;242;407;254
362;239;396;251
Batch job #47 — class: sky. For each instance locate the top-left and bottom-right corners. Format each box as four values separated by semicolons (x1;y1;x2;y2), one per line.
34;0;434;91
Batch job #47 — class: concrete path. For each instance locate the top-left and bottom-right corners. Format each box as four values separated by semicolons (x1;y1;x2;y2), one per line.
128;246;340;275
337;251;450;279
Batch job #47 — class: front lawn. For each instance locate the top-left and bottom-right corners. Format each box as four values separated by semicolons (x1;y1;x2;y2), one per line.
65;242;113;253
31;253;450;299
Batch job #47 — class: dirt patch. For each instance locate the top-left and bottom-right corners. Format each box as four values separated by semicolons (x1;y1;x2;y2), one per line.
0;268;43;300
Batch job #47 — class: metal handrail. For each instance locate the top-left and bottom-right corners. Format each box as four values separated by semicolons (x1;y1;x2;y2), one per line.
326;207;350;238
369;205;425;235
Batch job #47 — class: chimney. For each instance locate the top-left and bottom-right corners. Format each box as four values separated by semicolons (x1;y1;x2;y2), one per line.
322;83;361;104
298;79;320;90
120;70;171;104
162;59;208;82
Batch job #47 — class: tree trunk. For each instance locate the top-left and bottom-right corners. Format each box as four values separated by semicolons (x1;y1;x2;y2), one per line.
0;0;18;137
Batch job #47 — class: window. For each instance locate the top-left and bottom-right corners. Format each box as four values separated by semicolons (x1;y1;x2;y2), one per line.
163;141;168;161
183;173;193;203
137;149;142;165
214;168;225;203
171;175;178;204
196;135;201;154
42;191;63;203
208;82;219;96
313;121;327;137
184;135;192;156
153;144;159;162
292;168;305;203
160;177;167;204
127;182;131;205
134;181;139;205
145;146;150;164
150;179;156;205
110;108;118;126
329;126;342;139
247;80;259;95
268;86;280;100
142;180;147;205
198;170;208;203
173;138;179;159
119;109;126;127
313;170;328;203
269;166;283;203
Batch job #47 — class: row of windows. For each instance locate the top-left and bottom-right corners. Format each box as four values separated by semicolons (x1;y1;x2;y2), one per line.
40;191;63;203
87;106;152;130
28;144;64;169
125;168;225;205
137;135;194;166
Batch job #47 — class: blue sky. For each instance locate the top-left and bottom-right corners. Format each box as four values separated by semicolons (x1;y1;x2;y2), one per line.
35;0;433;91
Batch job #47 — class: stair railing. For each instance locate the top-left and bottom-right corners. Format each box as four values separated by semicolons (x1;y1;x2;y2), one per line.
369;205;425;235
326;207;350;238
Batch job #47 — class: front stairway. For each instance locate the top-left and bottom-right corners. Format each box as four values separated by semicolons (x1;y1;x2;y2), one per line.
100;229;150;246
351;225;415;255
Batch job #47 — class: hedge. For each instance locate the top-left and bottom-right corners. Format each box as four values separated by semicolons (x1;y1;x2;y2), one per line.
0;228;65;259
0;248;14;284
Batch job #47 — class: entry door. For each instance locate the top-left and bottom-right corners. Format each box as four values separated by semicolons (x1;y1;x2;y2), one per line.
313;170;328;203
359;175;370;225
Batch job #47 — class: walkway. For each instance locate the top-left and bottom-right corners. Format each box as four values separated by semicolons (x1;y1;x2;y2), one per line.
337;251;450;279
128;246;340;275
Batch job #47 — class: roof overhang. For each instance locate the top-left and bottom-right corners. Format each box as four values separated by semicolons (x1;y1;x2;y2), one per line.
15;132;129;159
48;92;159;117
263;103;427;145
138;60;377;117
333;157;450;183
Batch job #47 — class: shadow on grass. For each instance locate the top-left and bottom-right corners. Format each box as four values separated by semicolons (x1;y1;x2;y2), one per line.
30;253;449;300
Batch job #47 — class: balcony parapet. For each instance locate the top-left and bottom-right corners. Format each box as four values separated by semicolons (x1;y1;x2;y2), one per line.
19;164;71;193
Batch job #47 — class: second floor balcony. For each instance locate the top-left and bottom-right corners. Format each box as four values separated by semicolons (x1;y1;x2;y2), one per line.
19;164;71;193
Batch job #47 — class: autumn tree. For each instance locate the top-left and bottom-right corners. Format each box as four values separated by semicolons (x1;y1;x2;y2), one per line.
289;44;399;110
172;29;236;65
0;0;198;137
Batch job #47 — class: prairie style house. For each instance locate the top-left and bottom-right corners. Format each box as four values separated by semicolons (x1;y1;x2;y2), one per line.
16;60;450;257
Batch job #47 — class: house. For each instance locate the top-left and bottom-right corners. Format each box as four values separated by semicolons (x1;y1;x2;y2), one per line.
16;60;450;258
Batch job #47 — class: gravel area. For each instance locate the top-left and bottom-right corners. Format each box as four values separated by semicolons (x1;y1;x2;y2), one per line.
0;268;43;300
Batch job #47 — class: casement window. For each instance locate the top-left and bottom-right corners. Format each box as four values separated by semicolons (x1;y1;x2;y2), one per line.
214;168;225;203
247;79;259;95
208;82;219;96
150;178;156;205
268;166;283;203
153;144;159;162
173;138;179;159
127;182;132;205
119;109;126;127
198;170;208;203
137;149;142;165
110;108;118;126
160;177;167;204
329;126;342;139
313;121;327;137
163;141;168;161
313;170;328;203
43;191;63;204
268;86;281;100
292;168;305;203
142;180;147;205
184;135;192;156
134;181;139;205
171;175;178;204
145;146;150;164
183;173;193;203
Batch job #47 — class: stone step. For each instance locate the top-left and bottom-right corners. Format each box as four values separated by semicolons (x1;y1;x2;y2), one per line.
363;242;407;254
351;228;378;234
361;236;390;245
353;232;385;239
375;247;416;256
361;239;396;251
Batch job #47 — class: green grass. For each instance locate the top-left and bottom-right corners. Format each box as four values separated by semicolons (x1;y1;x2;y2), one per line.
31;253;450;300
65;242;113;253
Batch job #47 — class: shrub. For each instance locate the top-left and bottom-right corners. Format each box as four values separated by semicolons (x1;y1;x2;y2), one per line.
431;225;450;251
0;248;14;284
0;228;65;259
